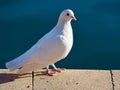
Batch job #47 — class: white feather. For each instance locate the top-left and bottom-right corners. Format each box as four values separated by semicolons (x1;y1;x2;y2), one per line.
5;9;76;74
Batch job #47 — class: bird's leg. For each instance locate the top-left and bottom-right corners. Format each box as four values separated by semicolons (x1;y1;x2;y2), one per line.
51;64;65;72
45;66;56;76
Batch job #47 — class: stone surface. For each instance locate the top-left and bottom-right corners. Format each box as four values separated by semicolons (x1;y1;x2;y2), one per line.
0;69;118;90
34;70;112;90
0;69;32;90
112;70;120;90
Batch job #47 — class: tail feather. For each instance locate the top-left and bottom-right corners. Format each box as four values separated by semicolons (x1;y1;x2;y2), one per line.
5;57;26;71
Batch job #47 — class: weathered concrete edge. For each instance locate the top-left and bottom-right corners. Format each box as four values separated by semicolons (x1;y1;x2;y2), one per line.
0;69;120;90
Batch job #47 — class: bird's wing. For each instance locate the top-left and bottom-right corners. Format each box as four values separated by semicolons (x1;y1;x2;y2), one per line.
17;61;40;74
6;30;64;72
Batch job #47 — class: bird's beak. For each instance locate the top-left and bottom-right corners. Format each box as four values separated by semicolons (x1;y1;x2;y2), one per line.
71;15;77;21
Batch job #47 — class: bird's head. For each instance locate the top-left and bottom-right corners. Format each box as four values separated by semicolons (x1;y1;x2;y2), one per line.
58;9;76;23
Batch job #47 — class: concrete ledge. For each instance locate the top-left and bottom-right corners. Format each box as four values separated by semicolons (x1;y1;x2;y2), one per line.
0;69;119;90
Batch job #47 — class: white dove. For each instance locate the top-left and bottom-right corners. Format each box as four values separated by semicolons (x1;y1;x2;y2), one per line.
6;9;76;76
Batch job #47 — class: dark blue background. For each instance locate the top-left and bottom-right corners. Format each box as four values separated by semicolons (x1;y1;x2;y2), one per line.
0;0;120;69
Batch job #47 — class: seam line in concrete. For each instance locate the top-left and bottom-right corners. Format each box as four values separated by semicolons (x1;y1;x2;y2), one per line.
110;70;115;90
32;71;34;90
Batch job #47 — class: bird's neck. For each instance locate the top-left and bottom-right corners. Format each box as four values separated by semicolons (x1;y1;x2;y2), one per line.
56;19;71;30
53;20;72;37
57;17;71;25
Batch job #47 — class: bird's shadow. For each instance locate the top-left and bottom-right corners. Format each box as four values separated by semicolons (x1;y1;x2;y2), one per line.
0;71;46;84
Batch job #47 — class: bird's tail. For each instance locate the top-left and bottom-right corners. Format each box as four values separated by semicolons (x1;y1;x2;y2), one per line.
5;56;27;71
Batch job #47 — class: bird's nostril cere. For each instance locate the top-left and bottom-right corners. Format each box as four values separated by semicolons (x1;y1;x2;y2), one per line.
71;16;77;20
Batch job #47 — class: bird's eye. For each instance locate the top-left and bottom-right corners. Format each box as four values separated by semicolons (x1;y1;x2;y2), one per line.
66;13;69;16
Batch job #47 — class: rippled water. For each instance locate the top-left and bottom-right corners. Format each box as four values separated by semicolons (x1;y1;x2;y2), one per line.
0;0;120;69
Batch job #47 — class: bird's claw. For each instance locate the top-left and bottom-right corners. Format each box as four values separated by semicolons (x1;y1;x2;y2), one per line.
45;69;56;76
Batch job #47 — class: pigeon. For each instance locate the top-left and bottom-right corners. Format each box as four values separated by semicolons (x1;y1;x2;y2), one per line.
5;9;76;76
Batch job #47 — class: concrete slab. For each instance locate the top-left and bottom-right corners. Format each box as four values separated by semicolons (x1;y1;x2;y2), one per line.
112;70;120;90
34;70;112;90
0;69;32;90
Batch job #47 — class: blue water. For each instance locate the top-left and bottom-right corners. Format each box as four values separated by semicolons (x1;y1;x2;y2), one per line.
0;0;120;69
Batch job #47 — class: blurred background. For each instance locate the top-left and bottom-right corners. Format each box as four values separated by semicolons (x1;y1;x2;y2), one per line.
0;0;120;69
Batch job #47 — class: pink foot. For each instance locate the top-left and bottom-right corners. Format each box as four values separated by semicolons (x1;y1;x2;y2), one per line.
45;69;56;76
52;68;65;72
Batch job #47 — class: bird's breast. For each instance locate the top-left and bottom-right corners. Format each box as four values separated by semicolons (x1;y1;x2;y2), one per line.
36;24;73;63
54;31;73;59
